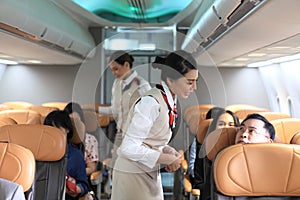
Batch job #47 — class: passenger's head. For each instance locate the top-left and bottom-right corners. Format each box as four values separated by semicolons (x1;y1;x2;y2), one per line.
109;51;134;79
205;107;225;119
44;110;74;140
235;113;275;144
64;102;85;123
152;50;198;99
207;109;240;133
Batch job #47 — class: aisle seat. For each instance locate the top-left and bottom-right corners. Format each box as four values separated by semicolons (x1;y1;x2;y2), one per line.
213;143;300;199
0;124;67;200
0;142;35;192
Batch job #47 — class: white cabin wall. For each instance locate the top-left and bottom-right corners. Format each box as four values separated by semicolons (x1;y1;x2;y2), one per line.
259;60;300;118
0;65;79;105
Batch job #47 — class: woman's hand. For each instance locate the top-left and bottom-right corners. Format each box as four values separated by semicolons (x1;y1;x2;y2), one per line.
165;153;181;172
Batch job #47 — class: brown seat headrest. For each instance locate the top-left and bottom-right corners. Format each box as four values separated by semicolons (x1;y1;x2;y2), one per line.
0;117;17;127
0;142;35;192
205;127;237;161
196;119;212;144
42;102;68;110
234;109;269;120
0;110;41;124
258;112;291;121
2;101;33;110
290;132;300;144
271;118;300;144
0;124;66;161
70;117;85;144
214;143;300;196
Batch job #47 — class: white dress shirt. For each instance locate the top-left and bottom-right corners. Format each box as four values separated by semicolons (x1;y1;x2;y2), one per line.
118;81;177;168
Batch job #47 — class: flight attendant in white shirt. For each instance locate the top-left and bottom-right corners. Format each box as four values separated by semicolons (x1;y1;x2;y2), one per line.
111;50;198;200
98;51;151;166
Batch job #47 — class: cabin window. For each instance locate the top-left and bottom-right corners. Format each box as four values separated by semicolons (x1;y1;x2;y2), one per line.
287;97;294;117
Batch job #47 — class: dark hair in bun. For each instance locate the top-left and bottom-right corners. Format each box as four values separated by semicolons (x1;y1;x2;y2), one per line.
152;50;197;81
109;50;134;68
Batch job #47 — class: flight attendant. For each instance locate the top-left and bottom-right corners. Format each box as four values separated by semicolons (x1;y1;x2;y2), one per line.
111;50;198;200
98;51;151;166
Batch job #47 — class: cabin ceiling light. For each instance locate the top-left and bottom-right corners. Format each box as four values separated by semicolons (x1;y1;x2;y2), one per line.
0;59;18;65
247;53;266;57
235;58;249;61
27;60;42;64
248;53;300;67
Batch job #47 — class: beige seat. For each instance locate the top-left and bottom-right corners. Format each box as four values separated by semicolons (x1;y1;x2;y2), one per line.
0;142;35;192
0;124;67;200
28;105;58;123
183;104;215;135
0;117;17;127
258;111;291;121
213;143;300;199
0;110;41;124
2;101;33;110
290;132;300;144
271;118;300;144
0;104;10;111
234;108;269;120
42;101;68;110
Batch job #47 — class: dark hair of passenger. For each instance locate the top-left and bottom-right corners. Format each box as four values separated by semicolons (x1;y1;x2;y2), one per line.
152;50;197;82
242;113;275;140
44;110;74;140
64;102;85;123
207;109;240;134
205;107;225;119
109;50;134;68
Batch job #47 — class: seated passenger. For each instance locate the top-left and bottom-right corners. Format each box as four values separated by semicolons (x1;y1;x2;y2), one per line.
188;106;224;185
64;102;99;176
44;110;89;199
235;113;275;144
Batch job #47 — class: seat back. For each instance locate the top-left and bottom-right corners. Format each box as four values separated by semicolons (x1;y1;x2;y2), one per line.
234;108;269;120
0;110;41;124
42;102;68;110
2;101;33;110
0;124;67;200
0;104;10;111
271;118;300;144
258;111;291;121
196;119;212;144
28;106;58;124
290;132;300;144
0;142;35;192
213;143;300;199
183;104;215;135
225;104;267;113
205;127;237;161
0;117;17;127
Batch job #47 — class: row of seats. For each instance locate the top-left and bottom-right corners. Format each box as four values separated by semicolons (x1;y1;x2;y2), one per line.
0;124;67;200
182;104;300;199
0;102;114;199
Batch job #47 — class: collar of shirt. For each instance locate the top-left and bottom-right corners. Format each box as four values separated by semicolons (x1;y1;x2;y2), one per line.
161;81;177;107
121;70;138;90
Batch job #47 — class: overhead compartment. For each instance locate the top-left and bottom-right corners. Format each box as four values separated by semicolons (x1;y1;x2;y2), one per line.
181;0;264;53
0;0;95;59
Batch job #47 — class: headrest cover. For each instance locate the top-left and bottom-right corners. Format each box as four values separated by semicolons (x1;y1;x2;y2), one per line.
196;119;212;144
214;143;300;196
0;117;17;127
205;127;237;161
0;124;66;161
0;110;41;124
271;118;300;144
0;142;35;191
